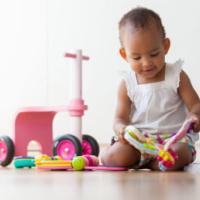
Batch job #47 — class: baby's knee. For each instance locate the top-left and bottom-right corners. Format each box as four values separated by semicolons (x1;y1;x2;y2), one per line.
100;143;140;167
100;149;116;166
101;153;125;167
174;143;195;164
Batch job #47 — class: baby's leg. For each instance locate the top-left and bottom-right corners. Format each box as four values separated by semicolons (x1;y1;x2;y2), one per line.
149;142;194;171
101;140;141;167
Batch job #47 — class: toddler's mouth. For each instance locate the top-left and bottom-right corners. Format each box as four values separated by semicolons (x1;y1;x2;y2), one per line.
143;67;155;72
142;67;156;76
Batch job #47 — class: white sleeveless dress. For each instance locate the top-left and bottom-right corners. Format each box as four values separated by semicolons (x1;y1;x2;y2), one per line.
122;60;199;142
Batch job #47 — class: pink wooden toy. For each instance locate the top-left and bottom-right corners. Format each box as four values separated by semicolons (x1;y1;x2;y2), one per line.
0;50;99;166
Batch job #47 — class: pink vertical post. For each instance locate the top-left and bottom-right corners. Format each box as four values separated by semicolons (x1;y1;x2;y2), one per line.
65;50;89;141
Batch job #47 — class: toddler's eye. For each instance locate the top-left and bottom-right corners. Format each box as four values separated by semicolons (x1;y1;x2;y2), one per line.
150;52;160;57
132;56;141;60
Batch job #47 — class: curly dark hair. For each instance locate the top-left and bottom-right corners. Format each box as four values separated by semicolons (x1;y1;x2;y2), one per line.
119;7;166;45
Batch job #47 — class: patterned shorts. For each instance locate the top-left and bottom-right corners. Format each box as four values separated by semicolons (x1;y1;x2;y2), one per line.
111;132;196;169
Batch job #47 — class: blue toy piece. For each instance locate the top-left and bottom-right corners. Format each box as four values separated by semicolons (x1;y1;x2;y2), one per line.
13;156;35;168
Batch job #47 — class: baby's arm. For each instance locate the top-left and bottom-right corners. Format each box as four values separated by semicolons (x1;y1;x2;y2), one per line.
113;80;132;142
178;70;200;132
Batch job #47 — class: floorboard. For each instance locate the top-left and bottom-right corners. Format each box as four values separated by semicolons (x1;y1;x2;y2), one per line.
1;142;200;200
1;164;200;200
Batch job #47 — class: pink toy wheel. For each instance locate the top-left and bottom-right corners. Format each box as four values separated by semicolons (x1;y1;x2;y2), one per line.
0;136;14;166
82;134;99;156
53;134;82;160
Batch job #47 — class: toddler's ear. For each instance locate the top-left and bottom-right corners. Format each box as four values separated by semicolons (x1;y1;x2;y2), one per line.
119;48;127;60
163;38;170;54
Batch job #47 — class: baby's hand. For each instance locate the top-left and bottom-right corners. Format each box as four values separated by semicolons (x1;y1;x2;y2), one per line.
117;128;129;144
189;113;200;132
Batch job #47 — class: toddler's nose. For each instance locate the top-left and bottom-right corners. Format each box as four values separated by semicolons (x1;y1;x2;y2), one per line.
142;57;153;68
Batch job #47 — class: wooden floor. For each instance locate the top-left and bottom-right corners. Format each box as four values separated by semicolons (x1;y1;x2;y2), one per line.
1;143;200;200
1;164;200;200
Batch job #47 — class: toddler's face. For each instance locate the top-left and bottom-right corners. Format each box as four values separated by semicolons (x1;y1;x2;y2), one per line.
120;24;170;82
